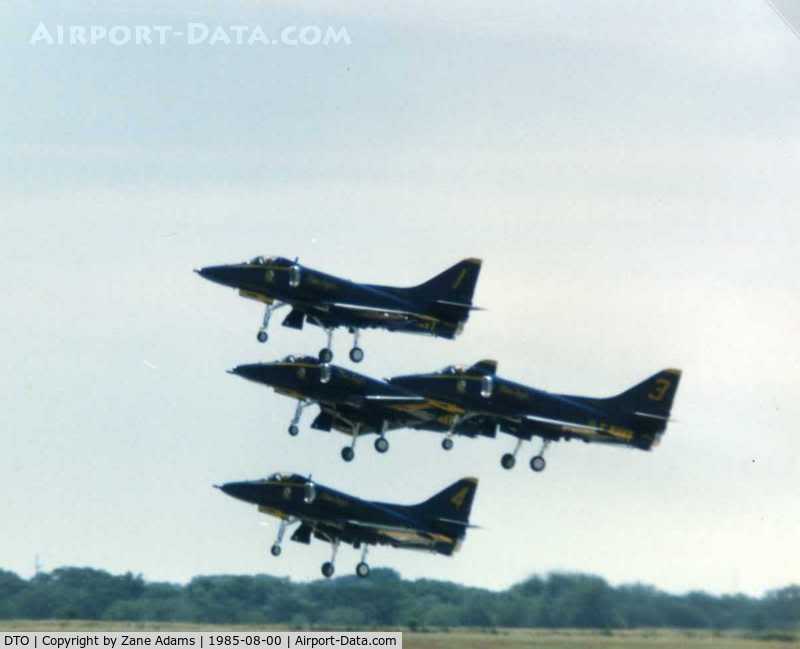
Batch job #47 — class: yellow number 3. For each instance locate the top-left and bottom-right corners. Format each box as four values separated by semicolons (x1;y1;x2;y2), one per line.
648;379;671;402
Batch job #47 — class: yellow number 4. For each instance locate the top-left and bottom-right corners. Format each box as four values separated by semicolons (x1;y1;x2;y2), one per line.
648;379;671;402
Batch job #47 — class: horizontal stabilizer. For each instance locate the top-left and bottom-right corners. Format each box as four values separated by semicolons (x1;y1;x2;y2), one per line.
436;300;485;311
435;517;481;529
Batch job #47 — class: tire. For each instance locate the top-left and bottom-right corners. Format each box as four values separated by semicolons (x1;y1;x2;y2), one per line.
349;347;364;363
341;447;355;462
288;424;299;436
374;437;389;454
356;562;370;578
501;453;516;470
321;561;335;578
530;455;546;472
270;544;281;557
257;331;268;343
319;348;334;364
441;437;454;451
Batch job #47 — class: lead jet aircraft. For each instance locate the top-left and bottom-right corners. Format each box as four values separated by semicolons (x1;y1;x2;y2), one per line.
216;473;479;578
195;256;482;363
390;361;682;473
228;355;497;462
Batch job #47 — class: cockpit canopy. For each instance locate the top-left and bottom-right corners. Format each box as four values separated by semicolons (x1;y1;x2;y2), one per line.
248;256;292;266
279;354;317;364
440;365;464;375
264;472;306;483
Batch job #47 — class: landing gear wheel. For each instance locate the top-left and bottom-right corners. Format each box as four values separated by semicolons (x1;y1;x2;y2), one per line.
501;453;516;470
356;562;370;578
270;544;282;557
288;425;299;437
341;447;355;462
319;348;334;364
441;437;454;451
349;347;364;363
374;437;389;454
321;561;335;578
530;455;546;472
257;330;268;343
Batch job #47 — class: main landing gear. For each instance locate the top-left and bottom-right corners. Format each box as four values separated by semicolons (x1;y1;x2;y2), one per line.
356;545;370;578
500;438;551;472
257;302;287;344
348;329;364;363
318;328;334;363
341;423;360;462
501;438;523;470
316;328;365;364
373;420;389;454
321;539;340;578
320;541;372;579
530;439;551;472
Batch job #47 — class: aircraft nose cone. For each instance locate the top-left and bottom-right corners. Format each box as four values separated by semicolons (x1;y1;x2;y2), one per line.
228;363;274;384
217;481;260;504
195;264;247;289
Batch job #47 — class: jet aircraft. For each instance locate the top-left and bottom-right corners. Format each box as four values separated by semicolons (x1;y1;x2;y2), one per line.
216;473;479;578
195;256;482;363
390;361;682;472
228;356;497;462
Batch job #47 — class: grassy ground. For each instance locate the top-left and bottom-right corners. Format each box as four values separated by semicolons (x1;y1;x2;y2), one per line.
0;622;796;648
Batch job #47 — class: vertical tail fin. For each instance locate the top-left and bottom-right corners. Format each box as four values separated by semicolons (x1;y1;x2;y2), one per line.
606;368;682;419
413;258;482;307
414;477;478;528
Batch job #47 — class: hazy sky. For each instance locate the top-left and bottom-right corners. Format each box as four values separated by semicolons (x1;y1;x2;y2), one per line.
2;0;799;597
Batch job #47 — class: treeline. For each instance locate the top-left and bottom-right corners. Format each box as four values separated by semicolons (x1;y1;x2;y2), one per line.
1;567;798;630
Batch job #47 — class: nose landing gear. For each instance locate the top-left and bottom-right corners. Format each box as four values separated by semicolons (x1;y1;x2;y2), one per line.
257;302;287;344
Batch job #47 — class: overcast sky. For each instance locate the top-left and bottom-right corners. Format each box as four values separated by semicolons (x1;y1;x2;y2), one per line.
1;0;799;597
